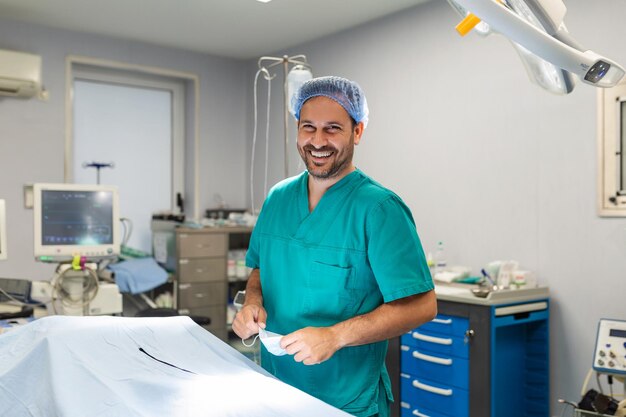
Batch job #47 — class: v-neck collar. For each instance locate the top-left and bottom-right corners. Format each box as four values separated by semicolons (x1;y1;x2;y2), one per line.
293;169;363;241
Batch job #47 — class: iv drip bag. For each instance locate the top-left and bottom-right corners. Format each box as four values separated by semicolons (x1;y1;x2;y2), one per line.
287;65;313;115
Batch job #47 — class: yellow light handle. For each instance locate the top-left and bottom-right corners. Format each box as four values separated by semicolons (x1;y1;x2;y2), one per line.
455;0;504;36
456;13;482;36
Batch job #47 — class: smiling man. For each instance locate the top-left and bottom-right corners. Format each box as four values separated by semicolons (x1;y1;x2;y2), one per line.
232;76;436;417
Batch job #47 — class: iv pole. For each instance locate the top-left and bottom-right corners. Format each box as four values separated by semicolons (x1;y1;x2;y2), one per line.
257;55;312;179
82;161;114;185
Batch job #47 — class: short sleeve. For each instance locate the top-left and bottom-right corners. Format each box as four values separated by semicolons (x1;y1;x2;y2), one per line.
245;226;260;269
366;197;433;303
246;200;269;269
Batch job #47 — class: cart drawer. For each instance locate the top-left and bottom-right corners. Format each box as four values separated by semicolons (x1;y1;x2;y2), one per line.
179;305;227;332
401;345;469;390
400;401;452;417
178;258;226;283
178;282;226;308
178;233;227;258
401;330;469;359
418;314;469;338
401;374;468;417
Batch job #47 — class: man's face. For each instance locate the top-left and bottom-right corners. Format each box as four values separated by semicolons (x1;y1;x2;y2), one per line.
297;96;363;180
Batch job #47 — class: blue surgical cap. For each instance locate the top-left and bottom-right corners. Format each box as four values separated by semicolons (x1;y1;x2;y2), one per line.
290;76;369;128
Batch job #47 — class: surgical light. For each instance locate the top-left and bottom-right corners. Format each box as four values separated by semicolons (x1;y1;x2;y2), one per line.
448;0;625;94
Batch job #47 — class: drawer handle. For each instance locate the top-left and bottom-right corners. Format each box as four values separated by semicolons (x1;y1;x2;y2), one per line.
412;379;453;396
413;410;432;417
412;331;452;345
432;318;452;325
194;294;206;298
412;350;452;366
195;269;204;273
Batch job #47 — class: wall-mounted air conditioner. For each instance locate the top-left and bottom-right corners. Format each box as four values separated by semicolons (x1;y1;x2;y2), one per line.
0;49;44;98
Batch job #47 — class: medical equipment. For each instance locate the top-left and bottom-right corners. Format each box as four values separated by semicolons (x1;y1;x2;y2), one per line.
447;0;625;94
250;55;312;213
33;183;120;263
31;183;124;316
30;262;122;316
593;319;626;376
290;76;370;128
0;277;31;303
558;319;626;417
0;199;6;260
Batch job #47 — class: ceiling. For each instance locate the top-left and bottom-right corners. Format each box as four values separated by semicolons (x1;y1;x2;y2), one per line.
0;0;432;59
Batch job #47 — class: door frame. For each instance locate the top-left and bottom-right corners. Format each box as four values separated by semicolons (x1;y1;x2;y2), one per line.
65;55;200;218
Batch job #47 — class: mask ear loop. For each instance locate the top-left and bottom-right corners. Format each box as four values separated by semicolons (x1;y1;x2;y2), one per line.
241;334;260;347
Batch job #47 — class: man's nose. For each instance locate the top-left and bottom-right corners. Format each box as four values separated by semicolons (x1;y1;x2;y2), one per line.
310;130;328;147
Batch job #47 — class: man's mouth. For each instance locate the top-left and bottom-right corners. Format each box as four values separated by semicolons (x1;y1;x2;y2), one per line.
310;150;333;158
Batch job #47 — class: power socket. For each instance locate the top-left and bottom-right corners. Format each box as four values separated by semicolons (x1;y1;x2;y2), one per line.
30;280;52;303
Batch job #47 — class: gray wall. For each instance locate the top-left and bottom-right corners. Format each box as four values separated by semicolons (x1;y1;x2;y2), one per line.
0;18;249;280
250;0;626;413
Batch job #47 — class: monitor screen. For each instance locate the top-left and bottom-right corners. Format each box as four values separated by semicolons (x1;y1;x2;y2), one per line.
0;199;6;260
33;184;120;262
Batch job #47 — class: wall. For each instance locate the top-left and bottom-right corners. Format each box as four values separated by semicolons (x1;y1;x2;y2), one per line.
248;0;626;413
0;18;249;280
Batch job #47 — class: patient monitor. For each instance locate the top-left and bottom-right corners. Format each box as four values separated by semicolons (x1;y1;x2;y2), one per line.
32;183;122;316
33;183;120;262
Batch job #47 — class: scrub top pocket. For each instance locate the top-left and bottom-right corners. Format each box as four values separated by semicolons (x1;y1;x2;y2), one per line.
303;261;359;322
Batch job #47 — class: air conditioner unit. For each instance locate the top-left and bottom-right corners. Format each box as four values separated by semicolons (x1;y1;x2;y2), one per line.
0;49;43;98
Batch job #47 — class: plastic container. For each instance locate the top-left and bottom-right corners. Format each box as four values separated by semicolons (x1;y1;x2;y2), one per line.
434;241;447;274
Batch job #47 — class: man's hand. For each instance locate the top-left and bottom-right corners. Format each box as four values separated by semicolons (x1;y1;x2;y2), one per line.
280;327;341;365
232;304;267;340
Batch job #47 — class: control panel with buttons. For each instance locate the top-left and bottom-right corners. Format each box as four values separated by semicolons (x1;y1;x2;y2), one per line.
593;319;626;375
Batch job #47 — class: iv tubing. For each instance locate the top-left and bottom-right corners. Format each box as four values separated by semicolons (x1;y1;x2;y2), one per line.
250;68;273;215
264;72;272;198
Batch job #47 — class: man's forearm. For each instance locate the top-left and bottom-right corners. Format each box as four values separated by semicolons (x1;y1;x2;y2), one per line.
244;268;264;307
330;290;437;349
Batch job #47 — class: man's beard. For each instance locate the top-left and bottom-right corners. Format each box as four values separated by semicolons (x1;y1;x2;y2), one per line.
298;133;355;180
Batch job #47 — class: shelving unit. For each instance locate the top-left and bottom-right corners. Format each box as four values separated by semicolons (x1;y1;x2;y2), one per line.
174;226;252;342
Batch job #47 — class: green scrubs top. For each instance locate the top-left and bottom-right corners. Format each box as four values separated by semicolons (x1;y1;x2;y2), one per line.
246;169;433;417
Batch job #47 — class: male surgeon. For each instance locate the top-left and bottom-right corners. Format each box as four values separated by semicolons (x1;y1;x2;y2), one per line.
232;76;436;417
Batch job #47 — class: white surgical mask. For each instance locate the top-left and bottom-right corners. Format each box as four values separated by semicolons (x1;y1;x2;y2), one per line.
259;328;288;356
241;328;288;356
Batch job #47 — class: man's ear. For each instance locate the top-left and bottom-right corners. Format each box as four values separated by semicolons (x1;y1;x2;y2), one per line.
354;121;365;145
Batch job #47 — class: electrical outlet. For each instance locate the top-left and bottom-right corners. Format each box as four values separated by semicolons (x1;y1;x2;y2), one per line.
30;281;52;303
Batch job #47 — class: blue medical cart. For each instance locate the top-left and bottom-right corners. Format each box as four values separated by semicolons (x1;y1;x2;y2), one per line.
396;287;550;417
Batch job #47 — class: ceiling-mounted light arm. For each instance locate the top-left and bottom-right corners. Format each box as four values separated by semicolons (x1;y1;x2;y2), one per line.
454;0;625;88
257;55;313;179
